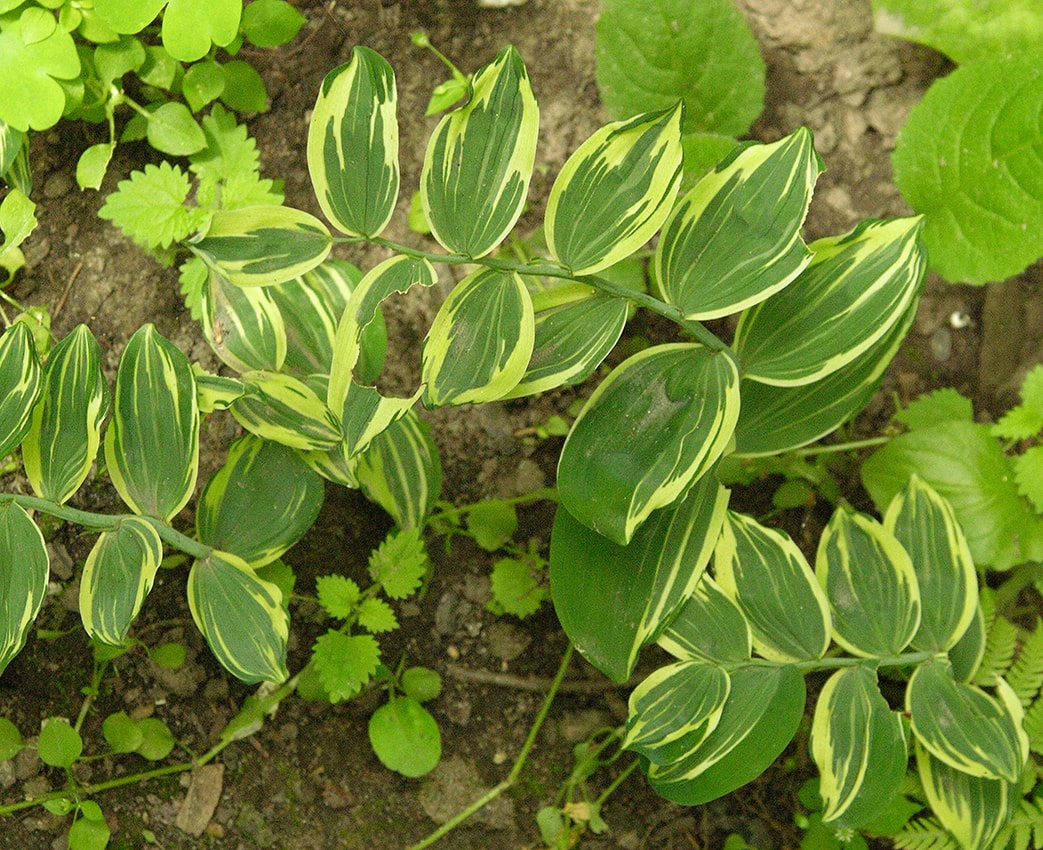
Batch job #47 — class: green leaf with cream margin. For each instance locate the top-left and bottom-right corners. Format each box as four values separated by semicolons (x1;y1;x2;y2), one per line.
22;325;110;505
420;45;538;258
545;105;683;276
188;550;289;684
104;325;199;521
79;517;163;647
657;576;752;665
201;269;287;373
883;475;977;652
0;501;49;676
558;343;739;545
713;511;831;663
655;128;819;320
189;205;331;288
815;508;921;658
550;471;729;682
811;665;907;829
422;268;534;407
308;46;399;238
734;216;926;386
231;370;341;451
0;323;41;460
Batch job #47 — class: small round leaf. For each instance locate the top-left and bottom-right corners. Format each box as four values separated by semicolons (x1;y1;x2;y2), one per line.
368;697;441;778
37;719;83;768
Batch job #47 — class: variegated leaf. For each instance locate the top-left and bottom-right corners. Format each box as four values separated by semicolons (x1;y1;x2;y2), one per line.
558;342;739;545
0;501;48;676
104;325;199;521
196;434;324;568
422;268;534;407
189;205;332;287
308;46;399;238
714;511;831;662
79;516;163;646
734;216;926;386
298;439;359;490
232;370;341;451
884;475;977;653
23;325;110;505
193;369;245;413
0;322;41;459
549;471;729;682
816;508;921;658
546;105;684;275
658;576;752;665
624;661;730;765
0;119;24;178
811;665;907;828
656;128;819;320
200;268;286;373
907;661;1026;783
421;45;538;258
949;599;986;684
188;550;289;684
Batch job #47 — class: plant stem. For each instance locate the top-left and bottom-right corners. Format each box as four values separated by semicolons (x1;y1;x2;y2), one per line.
428;487;559;524
791;436;890;457
782;650;935;674
595;758;639;808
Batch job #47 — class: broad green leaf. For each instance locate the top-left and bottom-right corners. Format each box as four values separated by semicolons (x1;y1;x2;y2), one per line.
190;205;332;288
163;0;240;60
218;60;268;113
0;323;41;459
242;0;306;47
200;268;287;373
421;45;538;258
146;102;206;156
182;59;225;112
884;476;977;652
907;662;1025;783
0;7;80;132
355;410;441;530
734;217;926;386
196;434;324;568
680;133;740;185
23;325;110;505
549;471;729;682
422;268;534;407
368;697;441;778
891;52;1043;284
595;0;765;137
231;370;341;451
75;143;114;191
308;47;399;238
0;716;21;760
714;511;831;662
188;550;288;684
915;741;1015;850
104;325;199;520
657;576;752;665
102;711;143;754
79;517;163;646
861;421;1043;570
401;667;442;703
37;719;82;768
646;665;806;804
93;37;146;88
816;508;921;658
624;660;729;765
811;666;907;828
92;0;163;34
656;129;819;320
545;105;683;276
558;343;739;545
949;598;986;684
501;283;627;399
0;501;48;676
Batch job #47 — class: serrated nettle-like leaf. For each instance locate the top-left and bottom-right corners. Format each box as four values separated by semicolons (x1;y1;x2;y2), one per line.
0;501;48;676
816;508;921;658
714;511;831;663
421;45;538;258
811;665;907;829
201;269;287;374
355;410;441;530
550;471;729;682
735;217;926;386
546;105;684;276
104;325;199;521
23;325;110;505
189;205;332;288
308;47;399;238
79;517;163;647
624;660;730;765
197;434;324;568
558;343;739;545
501;283;627;399
0;322;41;459
658;576;752;665
646;665;806;805
884;475;977;653
231;370;341;451
656;129;820;321
328;256;437;456
422;268;534;407
188;550;288;684
907;661;1026;783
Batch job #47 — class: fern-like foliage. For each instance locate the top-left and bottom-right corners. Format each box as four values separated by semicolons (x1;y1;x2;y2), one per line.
993;796;1043;850
975;600;1020;687
1024;697;1043;756
1009;619;1043;707
893;818;961;850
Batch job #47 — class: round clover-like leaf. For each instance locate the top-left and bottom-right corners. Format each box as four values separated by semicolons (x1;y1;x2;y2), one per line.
0;8;80;132
368;697;441;778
